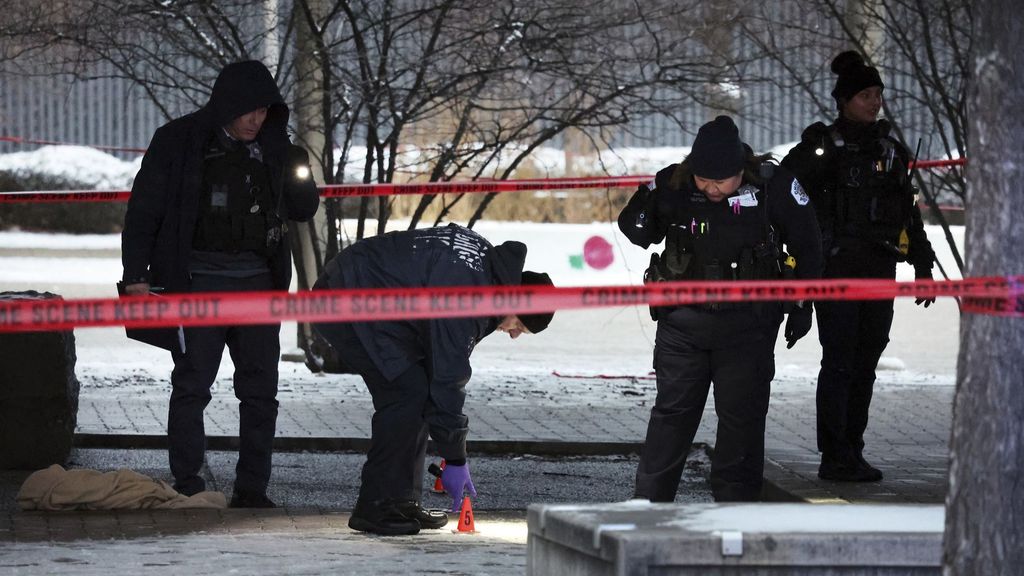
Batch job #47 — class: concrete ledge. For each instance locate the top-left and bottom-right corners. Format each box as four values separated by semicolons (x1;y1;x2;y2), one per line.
73;433;642;457
527;502;942;576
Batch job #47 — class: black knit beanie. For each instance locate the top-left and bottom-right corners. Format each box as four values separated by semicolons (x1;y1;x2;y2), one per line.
519;271;554;334
830;50;884;101
688;115;745;180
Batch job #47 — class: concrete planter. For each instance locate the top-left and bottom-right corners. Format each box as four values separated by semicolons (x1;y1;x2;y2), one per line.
0;291;80;470
527;502;942;576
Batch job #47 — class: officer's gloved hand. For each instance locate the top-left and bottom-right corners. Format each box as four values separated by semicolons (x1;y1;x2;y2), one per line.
914;266;936;307
785;304;813;349
633;183;659;230
441;462;477;512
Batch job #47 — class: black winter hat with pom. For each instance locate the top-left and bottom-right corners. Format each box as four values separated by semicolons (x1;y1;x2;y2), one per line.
688;115;746;180
830;50;884;101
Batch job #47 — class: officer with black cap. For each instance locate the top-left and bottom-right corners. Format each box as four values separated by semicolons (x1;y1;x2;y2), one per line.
311;224;554;535
121;60;320;507
618;115;822;502
782;51;936;483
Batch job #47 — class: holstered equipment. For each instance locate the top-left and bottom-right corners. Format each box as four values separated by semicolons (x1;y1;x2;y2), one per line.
193;141;281;255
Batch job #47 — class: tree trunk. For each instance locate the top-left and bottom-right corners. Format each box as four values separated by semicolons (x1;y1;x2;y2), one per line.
944;2;1024;574
843;0;884;60
261;0;280;75
700;1;741;118
291;0;328;360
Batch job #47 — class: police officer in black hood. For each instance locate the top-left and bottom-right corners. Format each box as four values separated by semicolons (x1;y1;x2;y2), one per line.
782;51;936;482
121;60;319;507
618;115;822;502
312;224;554;535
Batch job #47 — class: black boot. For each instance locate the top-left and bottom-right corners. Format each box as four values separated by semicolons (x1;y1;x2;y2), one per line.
818;454;882;482
349;499;421;536
395;500;448;529
855;453;884;481
230;490;277;508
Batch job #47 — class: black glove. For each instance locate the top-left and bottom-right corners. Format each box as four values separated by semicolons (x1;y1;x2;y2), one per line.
635;184;658;229
914;266;935;307
785;304;813;349
618;183;660;247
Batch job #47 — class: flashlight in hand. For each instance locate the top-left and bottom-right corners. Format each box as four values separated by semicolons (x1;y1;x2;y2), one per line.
428;463;444;478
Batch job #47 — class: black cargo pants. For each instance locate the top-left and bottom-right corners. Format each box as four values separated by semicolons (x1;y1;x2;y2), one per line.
168;272;279;497
313;319;431;504
635;306;779;502
814;253;897;463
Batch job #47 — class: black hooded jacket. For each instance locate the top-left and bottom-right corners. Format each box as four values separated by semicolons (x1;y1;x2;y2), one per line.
121;61;319;294
316;223;528;460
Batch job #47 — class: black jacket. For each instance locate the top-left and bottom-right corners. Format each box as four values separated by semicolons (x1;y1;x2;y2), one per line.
618;162;823;282
317;223;527;460
617;162;822;343
121;61;319;294
781;118;934;275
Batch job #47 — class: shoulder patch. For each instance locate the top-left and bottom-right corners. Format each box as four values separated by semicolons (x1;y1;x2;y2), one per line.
790;179;810;206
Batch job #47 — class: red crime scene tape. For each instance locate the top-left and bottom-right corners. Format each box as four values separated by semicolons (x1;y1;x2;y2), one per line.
1;277;1021;334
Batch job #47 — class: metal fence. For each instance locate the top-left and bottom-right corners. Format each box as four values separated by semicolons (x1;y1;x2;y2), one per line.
0;61;172;158
0;5;954;166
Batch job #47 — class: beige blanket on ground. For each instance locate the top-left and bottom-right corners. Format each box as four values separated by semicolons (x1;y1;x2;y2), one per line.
17;464;226;510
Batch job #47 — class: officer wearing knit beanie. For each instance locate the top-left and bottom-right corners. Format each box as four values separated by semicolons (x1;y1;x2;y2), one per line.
311;224;556;535
780;49;936;485
830;50;884;105
616;113;824;503
688;115;746;180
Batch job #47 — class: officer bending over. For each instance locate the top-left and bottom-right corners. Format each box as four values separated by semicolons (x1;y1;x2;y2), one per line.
618;115;822;502
312;224;554;535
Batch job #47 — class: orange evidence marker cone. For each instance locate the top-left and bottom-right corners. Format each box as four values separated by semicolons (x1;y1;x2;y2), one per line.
431;459;446;493
454;496;476;534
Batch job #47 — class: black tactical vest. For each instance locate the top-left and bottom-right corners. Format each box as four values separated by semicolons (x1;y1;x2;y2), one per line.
193;139;278;254
828;127;910;244
657;168;781;284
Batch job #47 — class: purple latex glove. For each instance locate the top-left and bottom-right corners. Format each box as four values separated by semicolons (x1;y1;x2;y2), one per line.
441;462;477;512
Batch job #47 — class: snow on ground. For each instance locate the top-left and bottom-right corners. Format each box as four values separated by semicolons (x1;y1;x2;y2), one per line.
0;142;805;190
0;221;963;286
0;139;963;399
1;220;962;403
0;145;142;189
0;143;705;190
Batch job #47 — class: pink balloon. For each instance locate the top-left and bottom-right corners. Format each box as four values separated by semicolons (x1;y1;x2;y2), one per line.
583;235;614;270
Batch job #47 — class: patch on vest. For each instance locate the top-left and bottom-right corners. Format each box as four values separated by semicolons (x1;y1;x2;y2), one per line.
790;179;810;206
